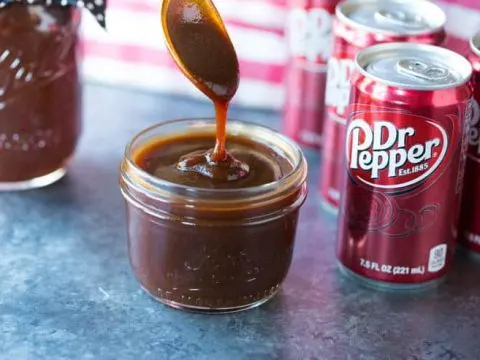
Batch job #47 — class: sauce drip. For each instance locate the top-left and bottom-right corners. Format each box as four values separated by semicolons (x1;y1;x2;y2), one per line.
162;0;244;178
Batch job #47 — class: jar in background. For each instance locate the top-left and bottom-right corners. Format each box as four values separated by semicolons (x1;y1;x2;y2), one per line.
120;119;308;313
0;5;81;189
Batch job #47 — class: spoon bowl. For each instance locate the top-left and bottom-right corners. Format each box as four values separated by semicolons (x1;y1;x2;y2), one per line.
161;0;240;102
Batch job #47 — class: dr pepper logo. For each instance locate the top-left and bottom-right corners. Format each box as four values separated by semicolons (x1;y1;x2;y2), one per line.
467;99;480;162
325;58;355;116
287;8;333;64
346;112;448;190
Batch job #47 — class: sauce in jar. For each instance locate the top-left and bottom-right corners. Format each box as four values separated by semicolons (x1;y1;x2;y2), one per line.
134;133;289;188
121;120;307;312
0;5;80;189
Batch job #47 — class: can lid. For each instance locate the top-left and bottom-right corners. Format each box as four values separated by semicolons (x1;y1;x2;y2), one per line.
356;43;472;90
470;31;480;57
337;0;446;36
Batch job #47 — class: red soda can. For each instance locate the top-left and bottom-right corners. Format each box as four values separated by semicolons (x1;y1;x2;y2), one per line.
459;32;480;257
283;0;340;149
320;0;446;213
337;43;473;289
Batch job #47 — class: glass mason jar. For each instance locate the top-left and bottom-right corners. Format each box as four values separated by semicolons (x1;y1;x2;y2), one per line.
120;119;308;313
0;5;81;190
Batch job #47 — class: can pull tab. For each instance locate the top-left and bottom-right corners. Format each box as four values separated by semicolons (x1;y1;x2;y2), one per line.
396;59;449;82
374;9;425;29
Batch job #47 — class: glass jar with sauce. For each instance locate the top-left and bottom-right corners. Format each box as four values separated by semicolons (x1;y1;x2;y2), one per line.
0;5;81;189
120;119;308;313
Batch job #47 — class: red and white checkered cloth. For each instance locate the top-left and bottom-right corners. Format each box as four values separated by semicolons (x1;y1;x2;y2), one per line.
79;0;480;110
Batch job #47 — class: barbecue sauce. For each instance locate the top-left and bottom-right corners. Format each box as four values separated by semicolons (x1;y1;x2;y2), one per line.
160;0;250;183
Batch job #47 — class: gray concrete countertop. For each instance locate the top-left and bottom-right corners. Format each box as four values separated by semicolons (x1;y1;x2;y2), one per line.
1;84;479;360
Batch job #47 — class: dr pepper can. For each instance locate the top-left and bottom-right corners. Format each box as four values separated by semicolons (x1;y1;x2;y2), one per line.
459;31;480;258
320;0;446;213
283;0;340;148
337;43;473;289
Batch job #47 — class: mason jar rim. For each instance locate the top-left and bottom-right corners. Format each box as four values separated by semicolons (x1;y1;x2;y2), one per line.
121;118;307;204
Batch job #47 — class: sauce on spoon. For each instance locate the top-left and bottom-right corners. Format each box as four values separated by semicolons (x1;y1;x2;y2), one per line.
162;0;248;181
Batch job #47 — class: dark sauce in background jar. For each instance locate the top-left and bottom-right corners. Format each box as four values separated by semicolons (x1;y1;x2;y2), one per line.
0;5;80;188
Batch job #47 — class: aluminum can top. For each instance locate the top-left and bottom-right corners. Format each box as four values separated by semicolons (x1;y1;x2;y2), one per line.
337;0;446;36
355;43;472;90
470;31;480;56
